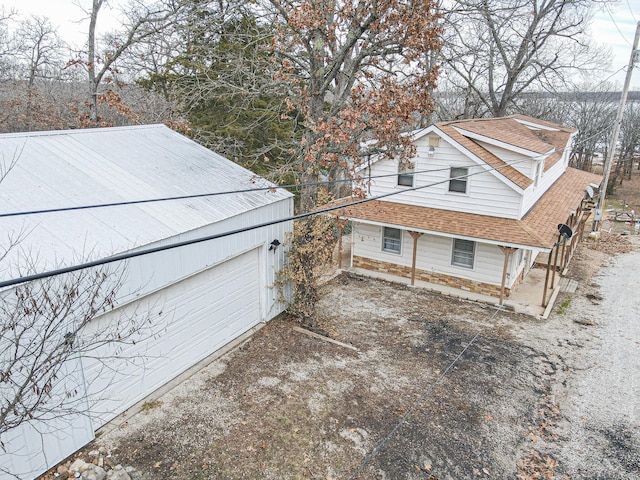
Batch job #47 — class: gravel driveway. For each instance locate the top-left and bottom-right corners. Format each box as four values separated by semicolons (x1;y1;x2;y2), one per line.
51;236;639;480
537;238;640;478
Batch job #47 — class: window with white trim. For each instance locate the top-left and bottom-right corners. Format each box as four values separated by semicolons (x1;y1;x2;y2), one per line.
382;227;402;254
451;238;475;268
397;161;415;187
448;167;468;193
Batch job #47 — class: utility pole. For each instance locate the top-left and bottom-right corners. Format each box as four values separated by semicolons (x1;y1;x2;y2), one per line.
593;21;640;232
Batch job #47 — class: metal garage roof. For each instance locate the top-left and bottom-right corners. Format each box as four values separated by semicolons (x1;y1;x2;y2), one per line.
0;124;292;273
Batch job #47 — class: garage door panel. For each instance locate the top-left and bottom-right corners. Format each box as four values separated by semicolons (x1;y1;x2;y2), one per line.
85;248;262;427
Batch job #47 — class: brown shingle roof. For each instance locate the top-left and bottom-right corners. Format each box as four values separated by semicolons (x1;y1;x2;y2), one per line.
434;115;576;188
446;117;554;154
436;123;533;190
510;114;578;133
329;168;602;250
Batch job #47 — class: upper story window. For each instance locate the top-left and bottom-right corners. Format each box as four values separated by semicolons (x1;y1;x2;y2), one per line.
451;238;475;268
397;161;415;187
448;167;468;193
382;227;402;254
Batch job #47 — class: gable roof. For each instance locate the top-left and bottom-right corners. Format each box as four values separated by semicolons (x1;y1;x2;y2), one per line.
448;117;554;155
410;115;576;191
329;167;601;251
434;123;533;190
0;125;291;271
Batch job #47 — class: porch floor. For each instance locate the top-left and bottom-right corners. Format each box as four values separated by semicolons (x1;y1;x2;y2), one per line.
346;266;546;317
332;235;550;317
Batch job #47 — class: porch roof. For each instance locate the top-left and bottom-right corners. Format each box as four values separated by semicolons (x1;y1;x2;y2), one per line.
328;167;602;251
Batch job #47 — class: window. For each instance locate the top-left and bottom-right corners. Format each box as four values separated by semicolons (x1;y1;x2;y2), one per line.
382;227;402;254
451;239;475;268
449;167;468;193
397;162;415;187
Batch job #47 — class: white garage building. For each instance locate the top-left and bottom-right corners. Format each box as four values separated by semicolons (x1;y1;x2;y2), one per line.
0;125;293;479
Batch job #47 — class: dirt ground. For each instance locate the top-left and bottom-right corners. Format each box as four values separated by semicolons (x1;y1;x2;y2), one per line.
43;166;640;479
41;229;631;480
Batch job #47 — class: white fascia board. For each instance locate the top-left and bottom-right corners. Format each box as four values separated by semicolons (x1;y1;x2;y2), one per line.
451;125;554;158
513;117;561;132
346;217;551;253
433;127;524;194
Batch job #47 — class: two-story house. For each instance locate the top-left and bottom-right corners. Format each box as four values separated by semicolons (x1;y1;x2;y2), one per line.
331;115;601;305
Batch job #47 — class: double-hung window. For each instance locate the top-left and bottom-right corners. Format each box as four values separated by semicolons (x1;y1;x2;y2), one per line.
382;227;402;254
397;162;415;187
451;239;475;268
448;167;468;193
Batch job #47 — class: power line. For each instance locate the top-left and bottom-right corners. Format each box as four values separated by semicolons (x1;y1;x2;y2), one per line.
0;116;616;288
0;120;613;220
604;3;633;46
625;0;638;23
0;157;546;290
0;167;452;219
348;306;503;479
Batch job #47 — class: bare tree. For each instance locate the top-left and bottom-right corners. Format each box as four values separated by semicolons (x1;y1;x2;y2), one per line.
439;0;607;118
0;7;19;81
74;0;182;124
613;101;640;186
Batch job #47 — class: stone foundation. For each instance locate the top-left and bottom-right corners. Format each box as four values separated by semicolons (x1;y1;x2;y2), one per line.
352;256;512;298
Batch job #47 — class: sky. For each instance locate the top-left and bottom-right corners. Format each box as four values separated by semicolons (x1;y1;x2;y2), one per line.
1;0;639;89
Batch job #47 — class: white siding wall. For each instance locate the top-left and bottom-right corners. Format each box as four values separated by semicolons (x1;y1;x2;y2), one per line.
476;141;536;179
0;197;293;480
520;154;567;215
364;136;523;219
119;197;293;322
353;223;506;286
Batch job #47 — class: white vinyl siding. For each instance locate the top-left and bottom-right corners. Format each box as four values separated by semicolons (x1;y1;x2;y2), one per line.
521;154;566;215
352;223;506;286
361;135;523;219
382;227;402;253
451;238;475;268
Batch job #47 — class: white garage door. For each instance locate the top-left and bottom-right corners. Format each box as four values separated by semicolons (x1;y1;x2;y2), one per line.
84;248;262;427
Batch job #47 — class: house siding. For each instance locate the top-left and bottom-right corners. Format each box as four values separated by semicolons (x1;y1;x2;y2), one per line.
476;141;536;179
521;155;567;215
120;197;293;321
362;136;522;219
352;222;514;294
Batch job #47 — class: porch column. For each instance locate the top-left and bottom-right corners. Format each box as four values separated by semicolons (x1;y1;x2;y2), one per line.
337;222;344;269
560;238;568;270
542;246;553;307
551;236;561;289
408;231;423;286
498;246;517;305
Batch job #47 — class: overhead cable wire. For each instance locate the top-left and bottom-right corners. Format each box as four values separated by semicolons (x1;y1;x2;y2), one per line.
0;116;617;289
0;156;549;290
348;306;503;479
0;167;455;219
625;0;637;22
0;119;614;219
604;2;633;46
